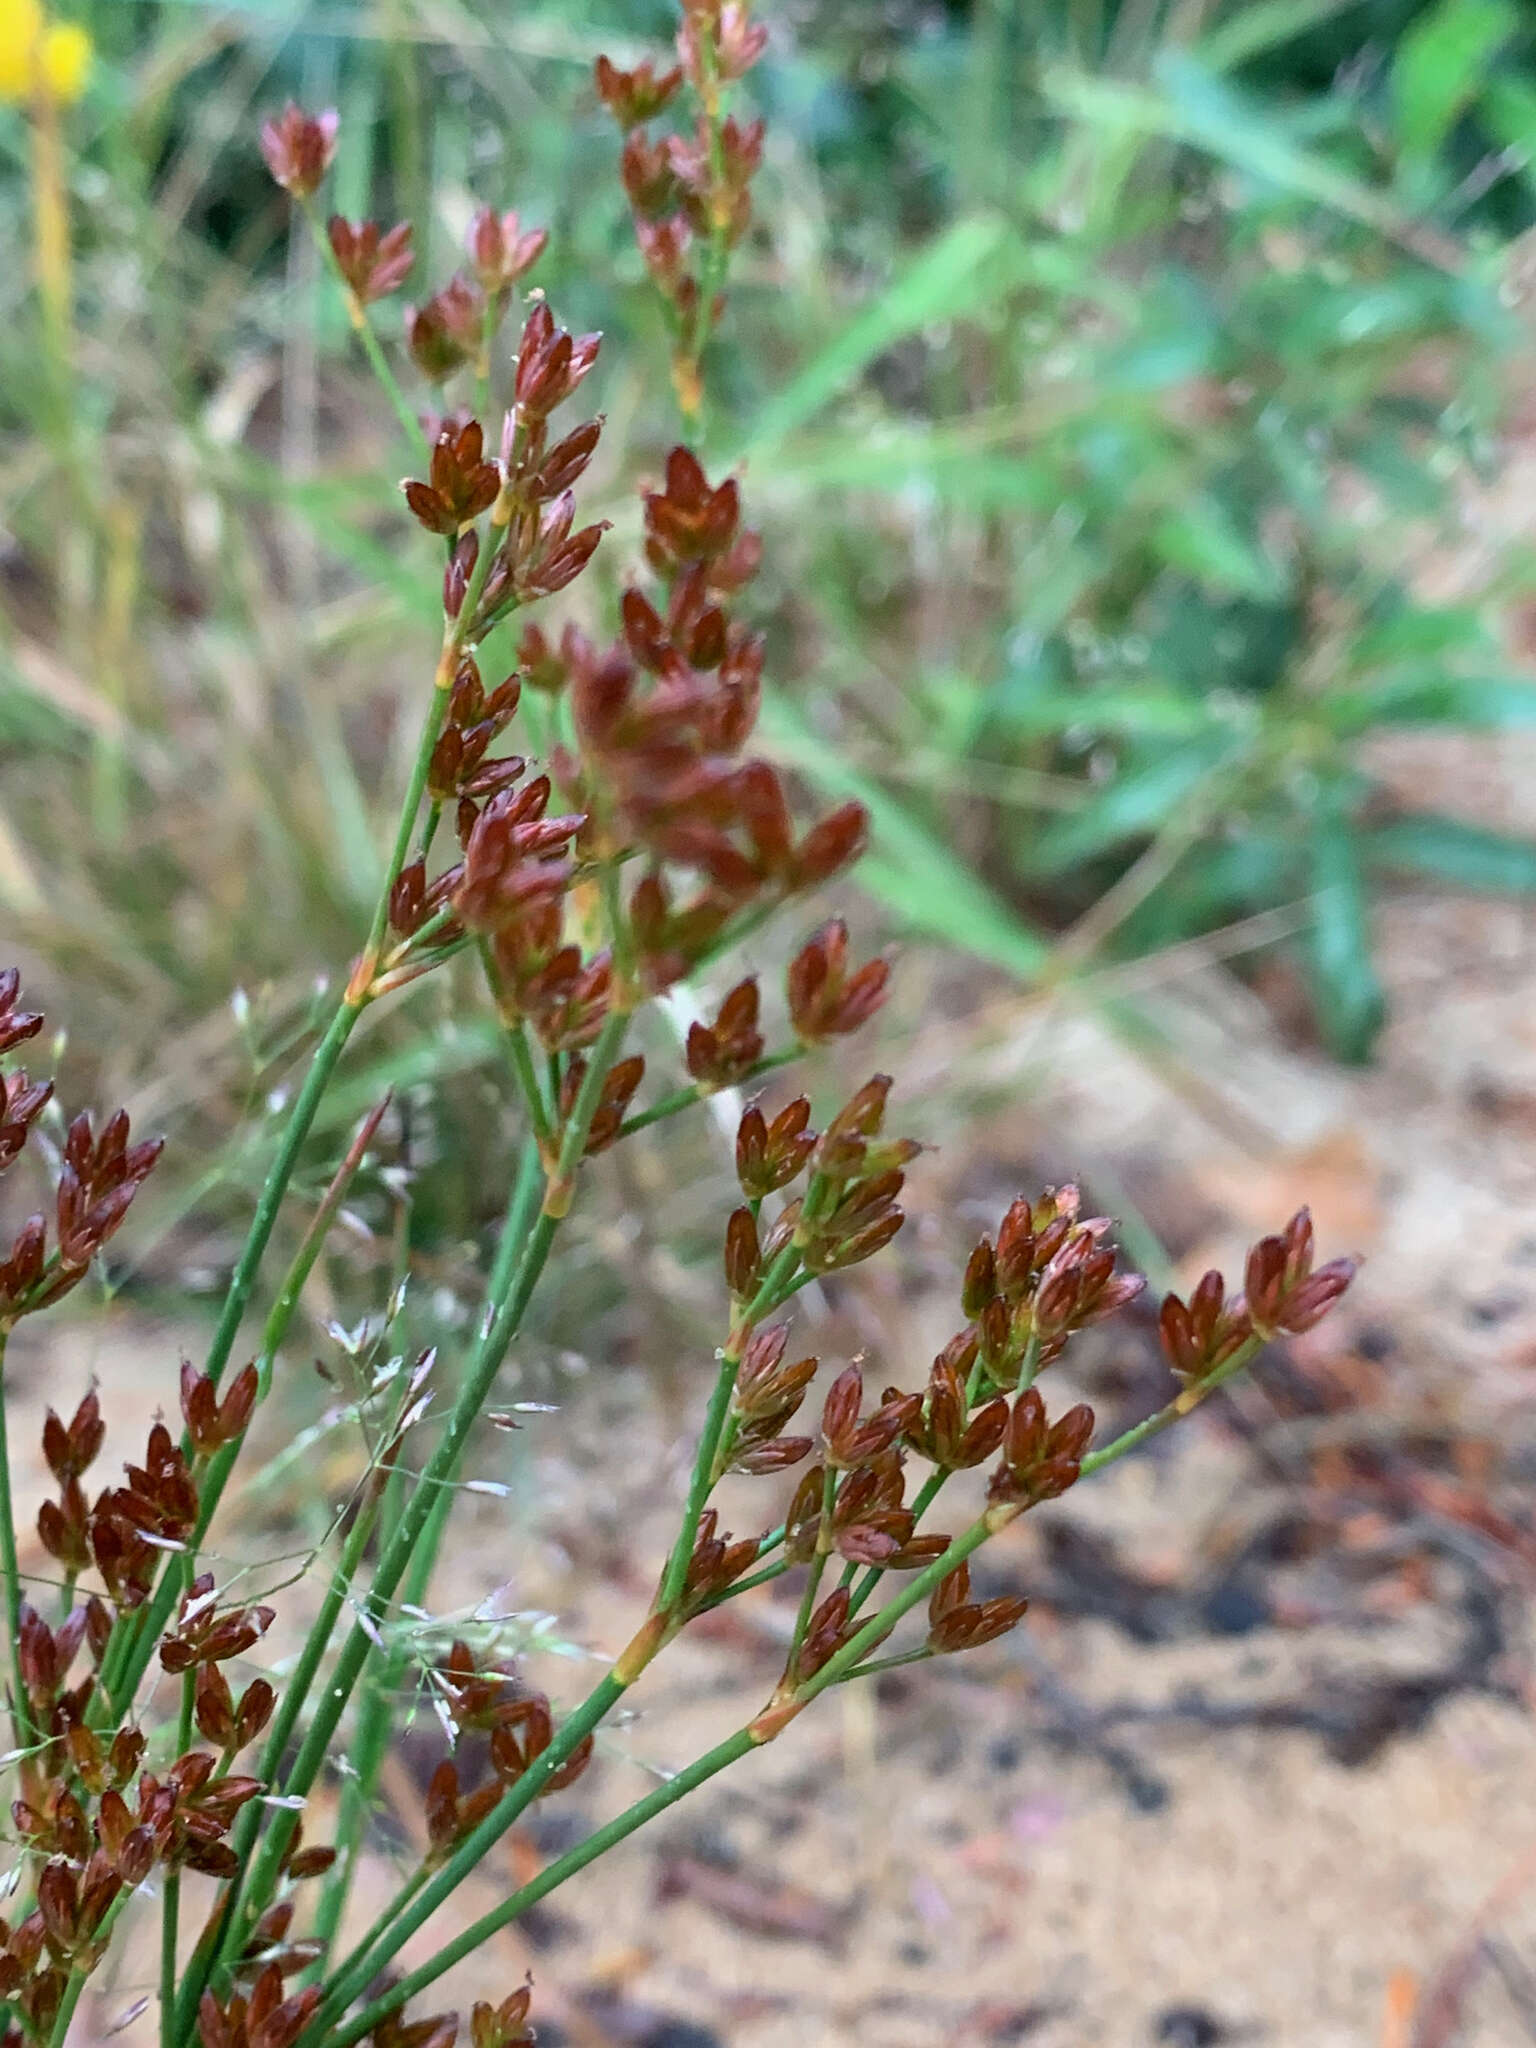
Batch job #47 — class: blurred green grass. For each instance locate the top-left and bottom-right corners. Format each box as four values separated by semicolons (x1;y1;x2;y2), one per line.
6;0;1536;1308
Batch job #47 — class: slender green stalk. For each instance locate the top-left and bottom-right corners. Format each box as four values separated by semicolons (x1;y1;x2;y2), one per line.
297;196;422;447
209;1016;630;1986
1079;1337;1262;1476
658;1358;741;1612
307;1140;544;1971
306;1668;628;2039
161;1669;196;2048
98;1101;393;1728
172;1475;388;2043
787;1464;838;1680
842;1645;935;1681
657;1242;801;1613
500;1009;554;1154
0;1326;33;1748
616;1047;801;1142
315;1724;760;2048
200;998;364;1397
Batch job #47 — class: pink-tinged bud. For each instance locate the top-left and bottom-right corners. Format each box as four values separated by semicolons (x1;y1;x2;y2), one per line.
791;802;868;890
594;53;684;127
0;969;44;1054
443;530;478;618
468;207;548;291
259;104;339;198
723;1205;761;1299
327;217;414;303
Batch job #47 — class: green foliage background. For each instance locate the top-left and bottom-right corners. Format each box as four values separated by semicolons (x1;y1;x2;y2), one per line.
5;0;1536;1272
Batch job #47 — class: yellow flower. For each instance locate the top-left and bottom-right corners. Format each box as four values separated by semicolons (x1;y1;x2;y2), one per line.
0;0;90;105
0;0;45;103
39;19;89;101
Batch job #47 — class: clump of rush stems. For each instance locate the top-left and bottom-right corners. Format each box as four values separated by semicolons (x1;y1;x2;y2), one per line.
0;7;1360;2046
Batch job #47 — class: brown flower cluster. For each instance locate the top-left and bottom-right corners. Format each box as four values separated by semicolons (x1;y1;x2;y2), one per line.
421;1641;593;1864
724;1076;915;1300
693;1139;1357;1734
364;1986;536;2048
404;210;550;386
1158;1207;1358;1381
385;448;868;1172
0;1574;327;2043
400;306;607;622
258;104;338;199
527;448;865;997
955;1184;1145;1389
596;0;767;389
685;925;887;1093
0;977;161;1322
328;218;414;307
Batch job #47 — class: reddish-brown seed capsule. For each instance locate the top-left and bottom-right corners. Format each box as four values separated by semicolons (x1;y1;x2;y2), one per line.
259;104;339;197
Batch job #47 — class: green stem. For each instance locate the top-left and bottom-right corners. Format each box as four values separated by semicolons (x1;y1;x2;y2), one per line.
0;1326;33;1749
1078;1337;1263;1477
500;1008;554;1154
842;1645;936;1681
616;1047;801;1141
306;1670;629;2039
314;1723;760;2048
307;1140;544;1972
99;1100;393;1728
200;633;454;1385
212;1015;630;1983
657;1242;801;1614
201;998;363;1397
298;197;422;448
787;1465;838;1682
161;1670;195;2048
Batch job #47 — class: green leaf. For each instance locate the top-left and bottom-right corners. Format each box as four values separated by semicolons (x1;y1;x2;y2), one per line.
1350;604;1491;669
1323;670;1536;734
1483;75;1536;172
1042;54;1452;255
1364;813;1536;894
1306;796;1385;1063
1393;0;1515;162
1117;832;1304;953
1197;0;1373;74
1027;746;1226;874
1152;498;1285;600
734;215;1020;459
986;685;1216;743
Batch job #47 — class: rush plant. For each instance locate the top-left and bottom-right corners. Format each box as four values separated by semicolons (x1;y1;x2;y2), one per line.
0;7;1358;2046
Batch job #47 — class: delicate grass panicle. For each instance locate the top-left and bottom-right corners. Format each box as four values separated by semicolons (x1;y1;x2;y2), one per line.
0;6;1359;2044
